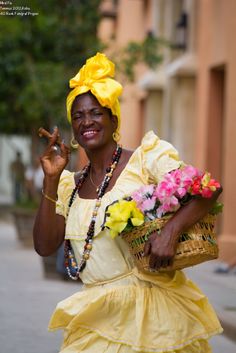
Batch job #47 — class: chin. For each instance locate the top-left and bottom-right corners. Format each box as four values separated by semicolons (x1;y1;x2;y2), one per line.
77;138;101;151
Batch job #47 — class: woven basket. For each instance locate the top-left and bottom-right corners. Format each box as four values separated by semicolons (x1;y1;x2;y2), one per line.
121;214;218;272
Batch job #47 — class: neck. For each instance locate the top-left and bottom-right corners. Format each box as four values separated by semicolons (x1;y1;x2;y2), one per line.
86;142;118;173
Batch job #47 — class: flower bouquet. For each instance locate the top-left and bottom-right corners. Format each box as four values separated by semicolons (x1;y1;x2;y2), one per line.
103;165;223;272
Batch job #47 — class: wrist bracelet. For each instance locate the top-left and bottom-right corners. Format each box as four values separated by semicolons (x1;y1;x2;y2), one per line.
42;189;58;203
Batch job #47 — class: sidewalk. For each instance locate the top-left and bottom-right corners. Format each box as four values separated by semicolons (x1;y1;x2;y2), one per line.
0;211;236;353
0;211;81;353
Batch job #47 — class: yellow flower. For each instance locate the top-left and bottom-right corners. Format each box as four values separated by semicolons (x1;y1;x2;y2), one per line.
201;172;211;187
104;200;144;238
130;205;145;226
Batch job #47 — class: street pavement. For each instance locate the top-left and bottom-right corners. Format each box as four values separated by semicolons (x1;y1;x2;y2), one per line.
0;212;81;353
0;211;236;353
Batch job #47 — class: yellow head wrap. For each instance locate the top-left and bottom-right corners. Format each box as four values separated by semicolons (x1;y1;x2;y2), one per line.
66;52;123;133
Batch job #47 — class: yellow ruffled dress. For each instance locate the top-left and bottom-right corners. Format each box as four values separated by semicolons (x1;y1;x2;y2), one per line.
49;131;222;353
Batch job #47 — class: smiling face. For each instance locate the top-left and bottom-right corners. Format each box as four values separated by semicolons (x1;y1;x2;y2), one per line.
71;92;118;150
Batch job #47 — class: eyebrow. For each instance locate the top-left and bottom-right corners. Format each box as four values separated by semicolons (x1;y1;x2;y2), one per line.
71;107;103;115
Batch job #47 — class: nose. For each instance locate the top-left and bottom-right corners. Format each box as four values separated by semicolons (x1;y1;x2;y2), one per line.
83;113;94;125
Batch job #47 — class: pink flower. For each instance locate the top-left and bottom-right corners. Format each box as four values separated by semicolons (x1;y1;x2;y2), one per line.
132;185;155;203
182;165;201;179
129;164;221;220
174;166;201;197
132;184;157;214
154;180;177;201
156;197;180;217
201;188;214;198
131;191;144;205
169;169;182;185
208;179;221;191
140;197;156;212
176;187;187;198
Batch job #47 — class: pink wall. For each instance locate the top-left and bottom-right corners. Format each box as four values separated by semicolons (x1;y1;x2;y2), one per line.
195;0;236;261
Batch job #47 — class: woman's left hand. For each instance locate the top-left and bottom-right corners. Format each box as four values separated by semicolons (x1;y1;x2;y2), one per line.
143;223;179;270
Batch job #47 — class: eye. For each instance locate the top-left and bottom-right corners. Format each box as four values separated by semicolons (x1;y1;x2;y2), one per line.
72;114;82;121
92;110;103;116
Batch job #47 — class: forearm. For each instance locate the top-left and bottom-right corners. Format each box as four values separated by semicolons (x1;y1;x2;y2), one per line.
33;177;65;256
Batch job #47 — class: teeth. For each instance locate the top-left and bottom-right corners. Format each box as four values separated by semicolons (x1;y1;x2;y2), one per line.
83;131;97;136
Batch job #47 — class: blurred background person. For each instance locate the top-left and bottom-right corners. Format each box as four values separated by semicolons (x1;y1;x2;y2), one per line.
10;150;25;204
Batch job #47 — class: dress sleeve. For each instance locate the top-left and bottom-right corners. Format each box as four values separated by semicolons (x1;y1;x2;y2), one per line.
55;170;74;219
141;131;183;183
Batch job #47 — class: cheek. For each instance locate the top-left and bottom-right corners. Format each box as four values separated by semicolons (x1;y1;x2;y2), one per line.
71;121;76;132
71;120;80;131
71;124;80;139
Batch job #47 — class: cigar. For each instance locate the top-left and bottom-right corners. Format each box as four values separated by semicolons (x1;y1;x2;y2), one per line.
38;127;62;145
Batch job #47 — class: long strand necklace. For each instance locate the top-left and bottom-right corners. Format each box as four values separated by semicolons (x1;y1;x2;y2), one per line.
64;144;122;280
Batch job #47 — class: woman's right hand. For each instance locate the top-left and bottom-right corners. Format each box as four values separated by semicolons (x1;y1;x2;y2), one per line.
40;127;71;179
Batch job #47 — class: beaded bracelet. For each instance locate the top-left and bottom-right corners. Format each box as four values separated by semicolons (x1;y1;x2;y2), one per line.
42;189;58;203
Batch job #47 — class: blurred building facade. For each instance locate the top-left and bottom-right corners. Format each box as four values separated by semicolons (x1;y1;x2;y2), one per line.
98;0;236;262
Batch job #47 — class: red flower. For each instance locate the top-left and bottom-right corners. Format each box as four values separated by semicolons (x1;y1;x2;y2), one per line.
191;177;202;195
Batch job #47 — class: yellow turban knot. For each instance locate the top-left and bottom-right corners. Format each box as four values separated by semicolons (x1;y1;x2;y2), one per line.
66;52;123;132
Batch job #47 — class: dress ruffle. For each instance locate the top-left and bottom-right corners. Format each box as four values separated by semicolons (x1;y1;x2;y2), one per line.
49;270;222;353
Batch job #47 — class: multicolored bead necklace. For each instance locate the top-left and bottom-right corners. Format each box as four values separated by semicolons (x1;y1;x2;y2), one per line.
64;144;122;280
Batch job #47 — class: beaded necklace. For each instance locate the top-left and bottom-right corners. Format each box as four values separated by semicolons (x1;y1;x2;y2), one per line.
64;144;122;280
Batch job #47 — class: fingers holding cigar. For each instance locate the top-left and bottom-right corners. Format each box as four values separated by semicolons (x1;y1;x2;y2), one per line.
38;127;71;159
38;127;62;146
38;127;71;175
38;127;71;161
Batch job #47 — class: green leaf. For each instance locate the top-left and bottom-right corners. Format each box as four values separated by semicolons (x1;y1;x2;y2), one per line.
210;202;224;215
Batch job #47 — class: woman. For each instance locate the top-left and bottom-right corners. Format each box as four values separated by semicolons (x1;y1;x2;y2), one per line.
33;53;222;353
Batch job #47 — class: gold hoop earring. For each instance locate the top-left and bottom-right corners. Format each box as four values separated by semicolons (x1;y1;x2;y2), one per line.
112;131;121;142
70;137;79;149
